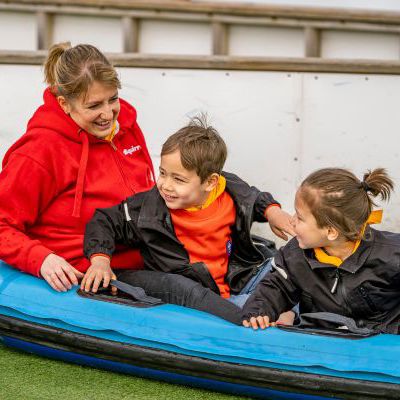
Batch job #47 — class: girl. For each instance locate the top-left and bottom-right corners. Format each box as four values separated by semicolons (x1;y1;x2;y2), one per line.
242;168;400;334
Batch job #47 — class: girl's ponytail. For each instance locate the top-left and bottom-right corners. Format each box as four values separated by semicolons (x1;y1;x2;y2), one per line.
300;167;394;241
43;41;71;89
361;168;393;202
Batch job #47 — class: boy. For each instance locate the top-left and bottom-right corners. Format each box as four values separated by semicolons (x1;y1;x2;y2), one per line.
83;117;294;324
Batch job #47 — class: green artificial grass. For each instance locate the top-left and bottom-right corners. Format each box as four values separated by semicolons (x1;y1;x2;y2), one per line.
0;343;248;400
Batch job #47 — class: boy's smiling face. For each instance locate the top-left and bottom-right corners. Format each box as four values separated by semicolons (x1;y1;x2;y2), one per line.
157;150;215;210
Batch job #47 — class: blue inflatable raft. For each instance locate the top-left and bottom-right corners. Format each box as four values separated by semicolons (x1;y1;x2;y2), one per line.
0;261;399;399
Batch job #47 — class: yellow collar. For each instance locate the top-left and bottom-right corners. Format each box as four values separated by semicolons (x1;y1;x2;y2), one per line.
314;210;383;267
185;175;226;212
104;121;119;142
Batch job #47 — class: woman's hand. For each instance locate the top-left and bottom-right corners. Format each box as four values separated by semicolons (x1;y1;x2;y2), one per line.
40;253;84;292
81;255;116;294
265;206;295;241
243;316;274;330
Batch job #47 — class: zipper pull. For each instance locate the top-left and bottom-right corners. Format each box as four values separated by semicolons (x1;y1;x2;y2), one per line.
110;141;117;151
331;269;340;294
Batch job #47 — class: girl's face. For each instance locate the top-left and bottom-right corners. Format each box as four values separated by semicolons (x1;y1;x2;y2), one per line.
291;189;331;249
58;81;120;139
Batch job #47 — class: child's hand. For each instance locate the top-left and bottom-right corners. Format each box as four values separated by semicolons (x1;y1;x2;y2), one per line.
81;255;117;294
276;310;295;326
265;207;295;241
243;316;274;330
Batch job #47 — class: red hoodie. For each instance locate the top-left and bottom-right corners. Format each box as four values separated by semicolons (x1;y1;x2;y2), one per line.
0;88;155;277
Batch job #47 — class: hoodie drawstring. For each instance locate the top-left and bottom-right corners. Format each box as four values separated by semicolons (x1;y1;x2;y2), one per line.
72;130;89;218
146;150;156;184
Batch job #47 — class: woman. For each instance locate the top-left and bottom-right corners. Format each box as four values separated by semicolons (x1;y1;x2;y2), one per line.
0;42;154;292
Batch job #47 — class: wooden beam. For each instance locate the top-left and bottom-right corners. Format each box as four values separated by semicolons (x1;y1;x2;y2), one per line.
6;0;400;25
304;27;320;58
122;16;139;53
3;51;400;75
212;22;228;56
0;50;47;64
36;11;53;50
4;3;400;35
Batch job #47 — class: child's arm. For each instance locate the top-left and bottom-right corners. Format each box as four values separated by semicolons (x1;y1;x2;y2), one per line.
253;191;295;241
83;200;139;292
264;206;295;241
242;249;300;329
224;172;295;240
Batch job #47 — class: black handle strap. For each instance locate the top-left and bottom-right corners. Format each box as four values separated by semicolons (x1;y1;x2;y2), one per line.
298;312;374;335
110;279;163;305
278;312;379;338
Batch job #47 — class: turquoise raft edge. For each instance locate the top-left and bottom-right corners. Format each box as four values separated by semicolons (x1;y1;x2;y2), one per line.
0;261;399;386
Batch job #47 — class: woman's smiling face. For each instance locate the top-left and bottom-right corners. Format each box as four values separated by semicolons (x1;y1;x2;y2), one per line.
58;80;120;139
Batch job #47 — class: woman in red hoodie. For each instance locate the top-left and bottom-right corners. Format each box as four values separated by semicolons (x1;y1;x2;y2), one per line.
0;42;155;292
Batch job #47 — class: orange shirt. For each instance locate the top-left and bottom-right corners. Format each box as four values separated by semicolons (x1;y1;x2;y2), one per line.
170;191;236;298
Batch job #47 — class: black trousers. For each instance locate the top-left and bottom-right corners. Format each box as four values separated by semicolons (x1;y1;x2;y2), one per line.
116;270;242;325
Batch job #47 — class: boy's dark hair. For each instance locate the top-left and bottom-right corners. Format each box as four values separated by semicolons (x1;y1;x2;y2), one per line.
300;167;394;241
161;115;227;182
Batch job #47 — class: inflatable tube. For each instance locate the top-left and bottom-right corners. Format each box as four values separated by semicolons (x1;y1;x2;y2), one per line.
0;261;399;399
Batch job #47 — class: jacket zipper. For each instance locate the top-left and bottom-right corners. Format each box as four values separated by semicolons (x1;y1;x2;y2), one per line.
110;141;136;195
331;269;352;314
339;271;352;315
331;269;340;293
359;286;377;312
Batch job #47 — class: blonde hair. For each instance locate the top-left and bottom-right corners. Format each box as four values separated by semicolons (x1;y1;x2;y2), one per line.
300;168;394;241
44;42;121;100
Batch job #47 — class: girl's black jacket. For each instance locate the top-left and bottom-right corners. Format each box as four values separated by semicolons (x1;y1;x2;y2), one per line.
242;227;400;333
84;172;277;295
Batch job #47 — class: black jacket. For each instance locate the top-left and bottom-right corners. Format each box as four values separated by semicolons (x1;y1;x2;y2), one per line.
242;227;400;333
84;172;277;294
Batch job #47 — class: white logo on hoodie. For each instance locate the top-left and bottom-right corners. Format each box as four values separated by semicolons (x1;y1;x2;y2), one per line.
123;145;142;155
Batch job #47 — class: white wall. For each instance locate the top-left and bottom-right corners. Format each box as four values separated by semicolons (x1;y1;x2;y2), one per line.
0;12;36;51
53;15;123;53
229;26;304;57
321;31;400;60
139;20;212;55
2;11;400;60
1;64;399;244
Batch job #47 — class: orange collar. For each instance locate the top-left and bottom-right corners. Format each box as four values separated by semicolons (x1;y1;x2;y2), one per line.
185;175;226;212
104;121;119;142
314;210;383;267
